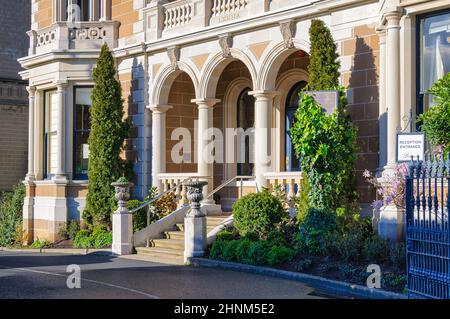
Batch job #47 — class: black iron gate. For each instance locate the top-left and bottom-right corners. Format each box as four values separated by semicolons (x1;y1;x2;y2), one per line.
405;154;450;299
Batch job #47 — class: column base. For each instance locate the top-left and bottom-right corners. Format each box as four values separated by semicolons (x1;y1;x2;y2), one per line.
377;205;405;242
184;216;207;264
112;213;133;255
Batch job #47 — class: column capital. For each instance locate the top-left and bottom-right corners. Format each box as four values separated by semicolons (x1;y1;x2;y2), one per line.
191;98;221;109
248;90;279;100
382;7;403;28
376;25;386;42
149;104;173;113
26;86;36;95
55;81;69;91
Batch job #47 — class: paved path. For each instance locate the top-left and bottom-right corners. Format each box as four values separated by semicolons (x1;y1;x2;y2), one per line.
0;251;328;299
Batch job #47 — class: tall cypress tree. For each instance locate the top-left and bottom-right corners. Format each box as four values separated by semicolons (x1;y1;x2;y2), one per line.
305;19;340;90
291;19;358;211
84;44;130;228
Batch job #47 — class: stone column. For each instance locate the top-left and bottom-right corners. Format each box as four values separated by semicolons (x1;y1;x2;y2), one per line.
249;91;276;189
26;86;36;181
55;82;67;180
112;181;133;255
150;105;172;192
192;98;220;203
379;8;405;242
184;181;208;264
23;86;37;245
385;9;402;169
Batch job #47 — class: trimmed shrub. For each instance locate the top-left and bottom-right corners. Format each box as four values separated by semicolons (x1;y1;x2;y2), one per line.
73;230;93;248
209;240;227;260
266;230;287;247
0;182;26;247
222;240;240;262
91;226;112;248
267;245;295;266
215;230;236;242
233;190;286;239
246;240;271;265
363;235;389;263
235;239;253;264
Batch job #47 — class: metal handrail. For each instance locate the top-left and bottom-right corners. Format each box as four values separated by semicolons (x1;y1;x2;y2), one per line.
205;175;257;200
129;176;196;214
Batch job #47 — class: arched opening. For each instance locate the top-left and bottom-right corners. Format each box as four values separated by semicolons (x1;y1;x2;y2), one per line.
208;60;254;209
272;50;310;172
285;81;307;172
166;72;198;174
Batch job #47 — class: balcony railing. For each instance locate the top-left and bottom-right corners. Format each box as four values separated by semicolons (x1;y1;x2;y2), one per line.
28;21;120;55
144;0;271;41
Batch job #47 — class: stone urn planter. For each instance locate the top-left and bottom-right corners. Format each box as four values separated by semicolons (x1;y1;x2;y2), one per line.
184;180;208;263
111;179;134;255
185;180;208;217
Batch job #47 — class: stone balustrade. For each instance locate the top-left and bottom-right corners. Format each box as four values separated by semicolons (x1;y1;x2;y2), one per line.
28;21;120;55
158;173;202;207
265;171;303;214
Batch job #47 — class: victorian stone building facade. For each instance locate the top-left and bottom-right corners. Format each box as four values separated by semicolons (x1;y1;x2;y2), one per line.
0;0;30;192
19;0;450;242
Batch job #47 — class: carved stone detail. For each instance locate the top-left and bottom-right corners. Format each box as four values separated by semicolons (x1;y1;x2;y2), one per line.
279;20;296;49
167;46;180;70
218;34;233;58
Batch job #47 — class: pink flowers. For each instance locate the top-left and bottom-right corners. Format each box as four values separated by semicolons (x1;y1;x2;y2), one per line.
364;163;408;209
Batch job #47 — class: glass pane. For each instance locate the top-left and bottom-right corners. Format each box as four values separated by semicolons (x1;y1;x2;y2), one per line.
74;132;90;176
44;91;58;177
74;87;93;179
237;88;255;176
420;11;450;111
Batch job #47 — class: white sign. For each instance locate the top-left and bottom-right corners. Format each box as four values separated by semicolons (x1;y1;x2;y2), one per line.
82;144;90;159
397;133;425;162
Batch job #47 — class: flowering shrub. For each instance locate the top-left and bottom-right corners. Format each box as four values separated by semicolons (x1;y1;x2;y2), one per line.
363;163;409;210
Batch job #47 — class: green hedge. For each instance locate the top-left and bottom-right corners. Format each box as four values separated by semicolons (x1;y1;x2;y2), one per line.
233;190;287;239
209;231;295;267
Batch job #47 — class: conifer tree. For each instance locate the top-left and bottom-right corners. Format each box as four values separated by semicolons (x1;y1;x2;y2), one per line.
84;44;130;228
291;19;358;212
306;19;341;90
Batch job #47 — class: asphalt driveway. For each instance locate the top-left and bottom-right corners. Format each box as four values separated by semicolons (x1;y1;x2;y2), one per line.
0;251;328;299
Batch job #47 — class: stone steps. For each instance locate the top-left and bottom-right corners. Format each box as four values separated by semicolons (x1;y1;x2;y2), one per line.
135;214;232;264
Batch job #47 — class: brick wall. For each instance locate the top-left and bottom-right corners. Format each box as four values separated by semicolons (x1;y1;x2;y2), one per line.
340;23;379;203
0;83;28;192
112;0;141;44
166;73;198;174
0;0;31;79
33;0;52;29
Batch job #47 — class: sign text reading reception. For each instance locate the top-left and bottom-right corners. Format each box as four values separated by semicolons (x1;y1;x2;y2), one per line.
397;133;425;162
